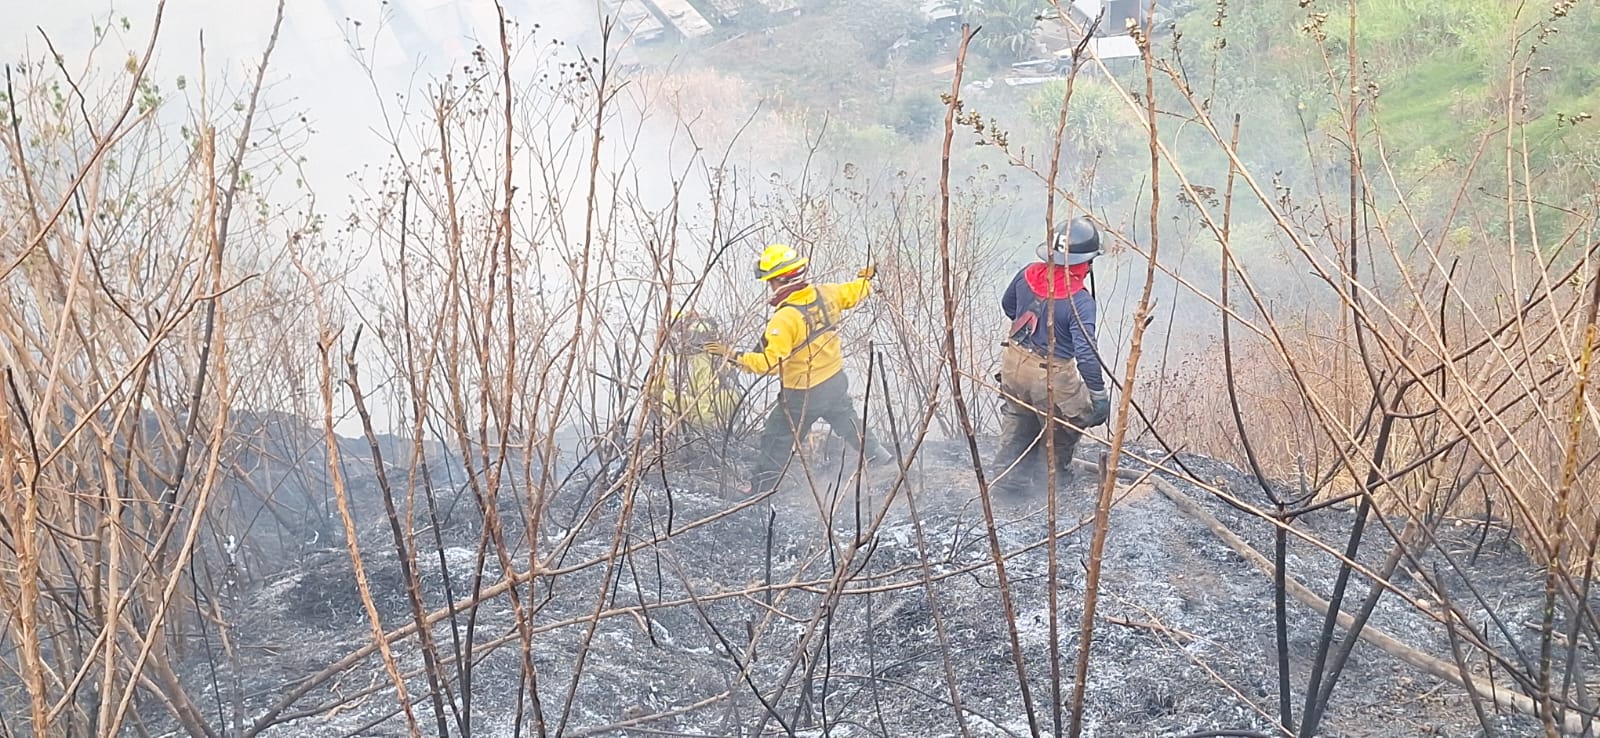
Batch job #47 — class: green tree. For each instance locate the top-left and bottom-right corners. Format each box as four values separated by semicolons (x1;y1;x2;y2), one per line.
965;0;1043;63
890;93;944;140
1024;79;1138;157
832;0;925;66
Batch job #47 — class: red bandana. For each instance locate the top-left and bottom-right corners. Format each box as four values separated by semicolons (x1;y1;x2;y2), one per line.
769;279;811;306
1023;262;1089;299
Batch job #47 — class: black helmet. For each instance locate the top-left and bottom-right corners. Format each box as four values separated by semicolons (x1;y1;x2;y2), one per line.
1037;216;1102;266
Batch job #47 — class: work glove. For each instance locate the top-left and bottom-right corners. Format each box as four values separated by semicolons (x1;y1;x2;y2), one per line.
857;264;877;280
1084;389;1111;428
703;342;736;361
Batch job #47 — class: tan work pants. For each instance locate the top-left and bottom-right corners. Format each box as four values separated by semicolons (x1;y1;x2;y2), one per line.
999;343;1093;420
994;343;1093;490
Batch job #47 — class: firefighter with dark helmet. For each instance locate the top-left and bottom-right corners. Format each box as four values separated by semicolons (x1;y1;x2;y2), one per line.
992;215;1111;493
706;244;888;496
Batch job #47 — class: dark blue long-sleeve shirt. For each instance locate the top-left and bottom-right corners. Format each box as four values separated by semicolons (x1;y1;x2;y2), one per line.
1002;268;1104;392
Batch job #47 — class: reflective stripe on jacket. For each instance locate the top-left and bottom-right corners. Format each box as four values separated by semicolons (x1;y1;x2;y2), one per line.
736;279;871;389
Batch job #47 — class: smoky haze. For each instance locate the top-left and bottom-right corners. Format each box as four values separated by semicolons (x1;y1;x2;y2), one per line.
5;2;1599;737
3;0;802;436
1;0;1286;438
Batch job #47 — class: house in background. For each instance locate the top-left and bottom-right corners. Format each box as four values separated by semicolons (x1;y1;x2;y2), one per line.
610;0;669;44
637;0;716;39
1068;0;1169;35
919;0;962;32
700;0;803;26
1007;0;1178;85
1056;0;1176;64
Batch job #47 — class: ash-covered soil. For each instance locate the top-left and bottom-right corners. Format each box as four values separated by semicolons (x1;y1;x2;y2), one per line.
164;436;1560;737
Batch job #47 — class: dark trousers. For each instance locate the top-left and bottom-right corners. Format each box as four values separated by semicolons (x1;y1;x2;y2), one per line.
750;371;882;494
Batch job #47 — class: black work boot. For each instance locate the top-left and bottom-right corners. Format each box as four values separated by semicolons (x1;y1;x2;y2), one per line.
993;412;1043;495
1048;426;1081;486
1009;442;1045;496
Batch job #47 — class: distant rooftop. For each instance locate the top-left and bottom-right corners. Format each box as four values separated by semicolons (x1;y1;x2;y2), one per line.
638;0;716;39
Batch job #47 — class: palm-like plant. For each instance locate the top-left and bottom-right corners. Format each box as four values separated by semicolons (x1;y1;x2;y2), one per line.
937;0;1044;62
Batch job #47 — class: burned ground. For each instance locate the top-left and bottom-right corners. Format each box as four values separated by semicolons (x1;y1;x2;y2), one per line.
148;437;1559;737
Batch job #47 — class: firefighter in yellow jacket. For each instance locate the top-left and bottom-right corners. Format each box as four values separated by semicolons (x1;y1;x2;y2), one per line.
707;244;888;495
650;311;741;434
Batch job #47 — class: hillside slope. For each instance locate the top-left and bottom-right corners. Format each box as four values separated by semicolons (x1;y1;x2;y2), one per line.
134;435;1554;737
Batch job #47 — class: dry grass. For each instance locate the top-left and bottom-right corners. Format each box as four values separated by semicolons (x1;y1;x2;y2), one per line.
3;3;1600;738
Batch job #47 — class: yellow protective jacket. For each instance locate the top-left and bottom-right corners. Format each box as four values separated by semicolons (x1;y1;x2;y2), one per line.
652;351;740;429
735;279;871;390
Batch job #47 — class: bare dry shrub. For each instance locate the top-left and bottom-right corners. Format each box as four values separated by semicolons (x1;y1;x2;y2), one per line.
0;4;329;733
1133;207;1600;561
5;3;1599;738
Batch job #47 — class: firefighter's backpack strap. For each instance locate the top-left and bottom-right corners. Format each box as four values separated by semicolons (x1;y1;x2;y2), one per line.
1008;288;1046;344
788;297;838;353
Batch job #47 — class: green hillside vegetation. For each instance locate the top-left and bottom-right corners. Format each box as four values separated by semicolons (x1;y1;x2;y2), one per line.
670;0;1596;247
1150;0;1596;243
1357;1;1597;172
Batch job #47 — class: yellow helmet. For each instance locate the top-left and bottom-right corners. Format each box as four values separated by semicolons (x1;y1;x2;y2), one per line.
755;243;809;282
